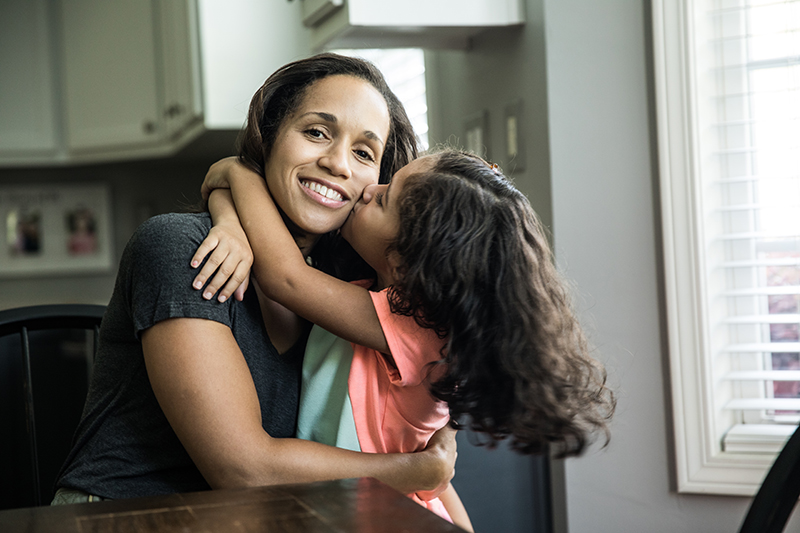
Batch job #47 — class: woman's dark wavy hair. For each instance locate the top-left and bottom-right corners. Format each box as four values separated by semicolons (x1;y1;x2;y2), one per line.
236;52;418;280
388;150;615;458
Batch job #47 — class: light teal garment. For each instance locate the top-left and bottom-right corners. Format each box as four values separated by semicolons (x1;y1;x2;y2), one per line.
297;325;361;452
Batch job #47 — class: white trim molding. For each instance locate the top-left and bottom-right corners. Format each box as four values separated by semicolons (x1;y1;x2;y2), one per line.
653;0;782;496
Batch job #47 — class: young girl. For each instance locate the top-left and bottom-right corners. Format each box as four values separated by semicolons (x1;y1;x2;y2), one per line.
194;150;615;529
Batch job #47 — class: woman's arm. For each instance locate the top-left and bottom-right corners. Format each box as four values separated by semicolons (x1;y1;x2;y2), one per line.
199;163;391;353
438;484;474;532
142;317;456;494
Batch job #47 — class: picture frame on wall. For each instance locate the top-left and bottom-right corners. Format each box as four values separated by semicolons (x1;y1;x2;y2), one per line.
0;183;112;277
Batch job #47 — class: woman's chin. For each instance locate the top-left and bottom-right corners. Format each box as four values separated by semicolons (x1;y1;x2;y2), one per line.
294;218;348;239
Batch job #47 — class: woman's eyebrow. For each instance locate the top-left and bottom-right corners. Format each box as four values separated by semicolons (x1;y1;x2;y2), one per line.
301;111;337;123
364;130;384;147
300;112;384;146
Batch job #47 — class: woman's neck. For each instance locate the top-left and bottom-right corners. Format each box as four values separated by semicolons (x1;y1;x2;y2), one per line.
280;212;320;258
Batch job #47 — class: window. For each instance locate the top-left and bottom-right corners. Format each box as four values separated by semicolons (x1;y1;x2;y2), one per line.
654;0;800;494
331;48;429;150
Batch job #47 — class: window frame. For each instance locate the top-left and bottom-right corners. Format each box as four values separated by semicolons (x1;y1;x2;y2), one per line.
652;0;786;496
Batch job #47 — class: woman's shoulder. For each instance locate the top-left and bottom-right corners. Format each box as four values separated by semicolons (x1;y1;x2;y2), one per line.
139;212;211;231
132;212;211;245
122;212;211;266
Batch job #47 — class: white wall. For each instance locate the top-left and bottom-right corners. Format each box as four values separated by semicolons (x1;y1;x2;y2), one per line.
543;0;800;531
428;0;800;530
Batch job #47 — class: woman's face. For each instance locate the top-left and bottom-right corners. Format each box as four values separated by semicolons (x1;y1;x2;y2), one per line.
265;75;391;238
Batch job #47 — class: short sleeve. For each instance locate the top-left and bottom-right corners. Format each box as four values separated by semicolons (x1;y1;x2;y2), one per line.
121;213;234;337
369;289;445;386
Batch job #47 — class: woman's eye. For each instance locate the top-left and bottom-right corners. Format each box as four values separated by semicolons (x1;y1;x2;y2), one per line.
375;192;384;206
305;128;325;139
355;149;375;162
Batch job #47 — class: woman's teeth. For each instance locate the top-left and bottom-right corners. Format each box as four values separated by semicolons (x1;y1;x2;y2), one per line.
302;181;344;201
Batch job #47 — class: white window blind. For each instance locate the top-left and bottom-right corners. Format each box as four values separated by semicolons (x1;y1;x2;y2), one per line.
707;0;800;443
332;48;429;150
654;0;800;494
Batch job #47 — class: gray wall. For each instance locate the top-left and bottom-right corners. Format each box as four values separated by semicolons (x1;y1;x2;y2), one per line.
428;0;800;531
542;1;765;531
0;136;236;311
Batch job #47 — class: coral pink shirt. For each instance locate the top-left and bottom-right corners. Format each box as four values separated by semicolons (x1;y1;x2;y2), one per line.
348;289;451;520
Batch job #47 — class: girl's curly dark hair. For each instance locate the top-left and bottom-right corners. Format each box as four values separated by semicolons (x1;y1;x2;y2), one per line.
388;150;615;458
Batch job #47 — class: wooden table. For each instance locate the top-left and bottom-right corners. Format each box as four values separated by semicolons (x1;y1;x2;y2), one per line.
0;477;463;532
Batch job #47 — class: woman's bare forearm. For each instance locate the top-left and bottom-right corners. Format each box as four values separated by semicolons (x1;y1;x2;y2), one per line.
143;318;456;495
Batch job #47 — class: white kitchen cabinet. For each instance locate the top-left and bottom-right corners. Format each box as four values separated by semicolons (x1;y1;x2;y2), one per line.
0;0;58;158
303;0;525;50
59;0;162;151
157;0;204;140
0;0;310;166
59;0;203;154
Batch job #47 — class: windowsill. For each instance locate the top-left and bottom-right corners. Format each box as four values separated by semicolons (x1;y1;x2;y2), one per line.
723;424;795;454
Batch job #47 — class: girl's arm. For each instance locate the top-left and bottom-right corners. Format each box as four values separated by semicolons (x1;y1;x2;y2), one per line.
197;162;391;353
142;317;456;494
438;484;474;532
192;189;253;302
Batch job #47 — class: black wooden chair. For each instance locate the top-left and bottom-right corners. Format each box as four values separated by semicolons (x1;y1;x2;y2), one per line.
0;304;106;510
738;424;800;533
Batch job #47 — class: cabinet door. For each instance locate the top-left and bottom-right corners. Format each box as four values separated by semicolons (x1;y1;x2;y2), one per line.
59;0;162;151
157;0;202;139
0;0;57;155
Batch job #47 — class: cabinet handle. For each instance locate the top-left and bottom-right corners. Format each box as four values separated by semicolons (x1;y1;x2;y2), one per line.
164;104;185;118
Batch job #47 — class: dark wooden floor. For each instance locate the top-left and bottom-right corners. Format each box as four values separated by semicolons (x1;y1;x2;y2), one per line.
0;477;464;532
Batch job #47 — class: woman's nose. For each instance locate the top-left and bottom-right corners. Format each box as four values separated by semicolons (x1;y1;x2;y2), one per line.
319;143;352;179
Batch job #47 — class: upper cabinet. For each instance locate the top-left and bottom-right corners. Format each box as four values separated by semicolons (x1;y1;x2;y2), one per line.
0;0;58;157
60;0;171;152
0;0;310;167
303;0;525;50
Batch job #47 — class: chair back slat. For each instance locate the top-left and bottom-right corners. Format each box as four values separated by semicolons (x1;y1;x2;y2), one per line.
20;326;41;506
0;304;105;509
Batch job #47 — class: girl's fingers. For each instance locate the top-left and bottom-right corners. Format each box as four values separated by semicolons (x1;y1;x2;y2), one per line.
190;220;252;301
193;247;226;296
200;183;213;201
233;276;249;302
190;235;219;269
215;262;251;303
203;259;238;302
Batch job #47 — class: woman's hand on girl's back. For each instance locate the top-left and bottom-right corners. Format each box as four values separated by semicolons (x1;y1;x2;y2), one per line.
414;424;458;500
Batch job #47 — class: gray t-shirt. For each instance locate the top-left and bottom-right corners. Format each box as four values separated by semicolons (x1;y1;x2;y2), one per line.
56;213;304;499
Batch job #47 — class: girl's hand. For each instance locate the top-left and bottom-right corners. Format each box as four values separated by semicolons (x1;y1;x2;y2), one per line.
201;156;242;200
191;209;253;303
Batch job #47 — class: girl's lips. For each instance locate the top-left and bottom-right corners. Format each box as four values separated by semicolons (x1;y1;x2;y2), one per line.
299;178;349;207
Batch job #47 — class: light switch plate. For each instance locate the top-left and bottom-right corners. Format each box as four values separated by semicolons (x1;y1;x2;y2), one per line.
463;110;490;160
504;99;524;172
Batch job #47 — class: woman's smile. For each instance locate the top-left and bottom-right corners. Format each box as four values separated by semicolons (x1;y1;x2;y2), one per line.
300;178;348;205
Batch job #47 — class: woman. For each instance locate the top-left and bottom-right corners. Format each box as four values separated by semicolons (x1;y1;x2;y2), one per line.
52;53;455;504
